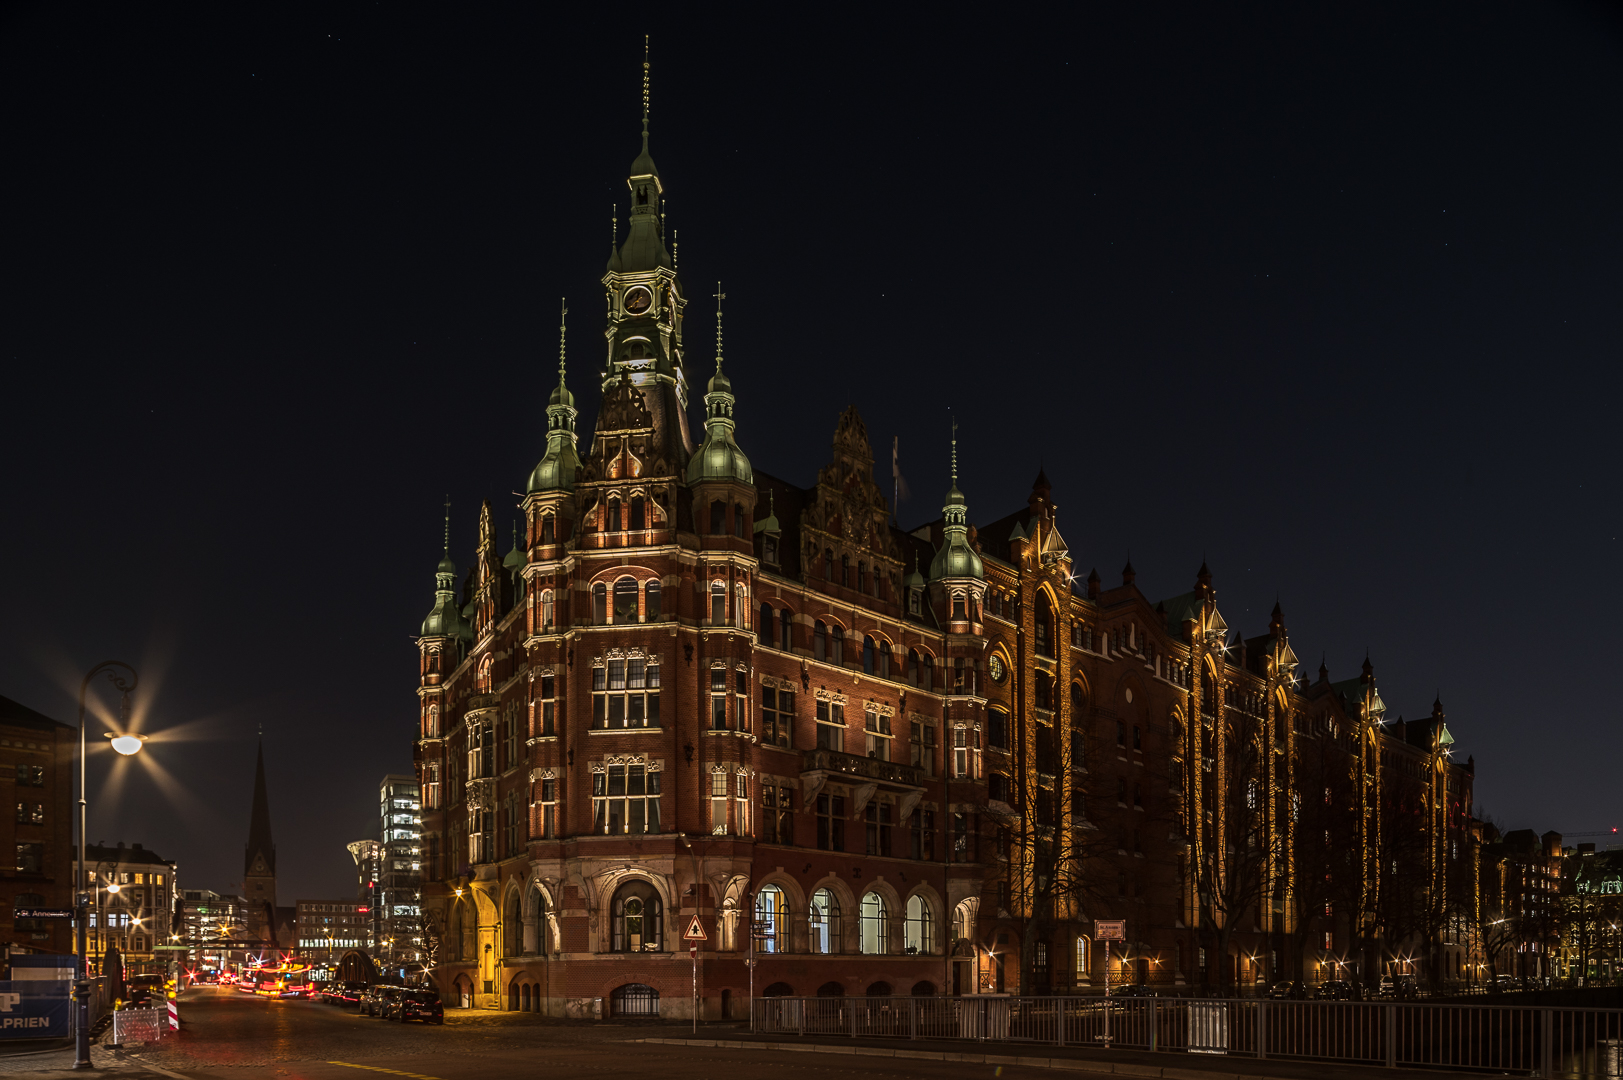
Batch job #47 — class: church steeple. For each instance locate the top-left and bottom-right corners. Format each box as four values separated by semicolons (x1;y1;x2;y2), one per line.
420;499;473;641
243;738;279;946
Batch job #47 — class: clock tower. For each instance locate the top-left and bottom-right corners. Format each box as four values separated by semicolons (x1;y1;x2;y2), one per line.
597;46;693;472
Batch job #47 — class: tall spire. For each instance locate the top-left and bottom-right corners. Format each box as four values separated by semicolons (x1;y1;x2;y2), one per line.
244;739;275;877
641;34;651;142
527;299;582;494
931;414;983;581
687;281;752;484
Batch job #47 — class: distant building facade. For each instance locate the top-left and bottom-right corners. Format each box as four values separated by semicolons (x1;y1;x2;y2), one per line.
411;84;1489;1014
377;775;423;964
179;888;246;973
0;695;75;964
74;842;177;977
295;899;373;963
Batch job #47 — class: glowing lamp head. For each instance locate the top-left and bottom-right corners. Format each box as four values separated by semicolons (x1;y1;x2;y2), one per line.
106;882;121;895
106;731;148;756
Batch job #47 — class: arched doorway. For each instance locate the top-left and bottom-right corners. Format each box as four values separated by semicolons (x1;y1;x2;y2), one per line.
610;983;659;1017
609;880;664;953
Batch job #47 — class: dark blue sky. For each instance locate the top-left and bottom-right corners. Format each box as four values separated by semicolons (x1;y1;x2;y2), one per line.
2;3;1619;903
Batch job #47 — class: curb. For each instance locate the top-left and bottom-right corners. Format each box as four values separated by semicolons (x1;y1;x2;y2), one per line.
636;1037;1246;1076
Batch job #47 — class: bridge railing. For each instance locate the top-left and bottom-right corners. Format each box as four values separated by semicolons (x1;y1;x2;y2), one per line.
751;995;1623;1077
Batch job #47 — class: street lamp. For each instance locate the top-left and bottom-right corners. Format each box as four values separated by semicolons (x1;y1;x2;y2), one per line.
75;660;138;1072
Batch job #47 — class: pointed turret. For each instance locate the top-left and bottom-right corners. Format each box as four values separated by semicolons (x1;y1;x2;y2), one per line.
1086;566;1101;600
615;39;670;274
1122;558;1136;587
527;300;582;494
930;418;983;581
1270;599;1285;636
420;500;474;641
687;283;753;484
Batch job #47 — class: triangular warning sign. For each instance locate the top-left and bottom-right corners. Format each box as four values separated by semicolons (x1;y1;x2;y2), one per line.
683;915;707;941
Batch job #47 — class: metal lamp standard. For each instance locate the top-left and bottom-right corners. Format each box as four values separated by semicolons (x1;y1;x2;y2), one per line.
75;661;139;1071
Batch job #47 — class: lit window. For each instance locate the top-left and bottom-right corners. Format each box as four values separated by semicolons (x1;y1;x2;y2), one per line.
864;708;892;761
591;765;661;835
859;892;888;954
815;699;845;752
592;659;661;729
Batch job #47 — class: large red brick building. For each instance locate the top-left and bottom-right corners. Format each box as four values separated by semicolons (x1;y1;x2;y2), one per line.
414;77;1482;1015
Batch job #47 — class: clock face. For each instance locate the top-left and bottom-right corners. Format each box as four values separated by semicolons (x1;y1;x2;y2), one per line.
624;286;652;314
989;655;1006;683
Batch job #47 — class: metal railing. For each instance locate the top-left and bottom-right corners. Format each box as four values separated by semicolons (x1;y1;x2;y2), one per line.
751;995;1623;1077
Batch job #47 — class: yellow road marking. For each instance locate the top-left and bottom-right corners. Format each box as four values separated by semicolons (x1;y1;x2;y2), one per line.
327;1062;444;1080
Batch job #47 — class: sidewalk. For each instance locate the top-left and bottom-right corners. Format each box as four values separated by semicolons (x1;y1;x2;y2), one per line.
0;1042;164;1078
637;1034;1513;1080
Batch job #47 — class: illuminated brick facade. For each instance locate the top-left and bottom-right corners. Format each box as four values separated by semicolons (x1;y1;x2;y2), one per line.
413;83;1482;1013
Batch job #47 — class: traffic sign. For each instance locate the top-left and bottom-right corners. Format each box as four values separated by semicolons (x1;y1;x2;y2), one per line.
1094;919;1126;941
683;915;707;941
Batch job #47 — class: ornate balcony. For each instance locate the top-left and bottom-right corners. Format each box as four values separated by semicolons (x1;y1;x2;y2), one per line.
799;748;924;789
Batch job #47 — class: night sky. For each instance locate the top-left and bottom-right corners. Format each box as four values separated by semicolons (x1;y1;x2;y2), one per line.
3;5;1620;904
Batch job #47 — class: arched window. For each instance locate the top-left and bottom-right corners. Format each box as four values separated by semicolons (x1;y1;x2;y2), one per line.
862;635;876;675
645;580;661;620
841;554;851;588
710;582;726;624
878;643;890;679
952;592;966;620
780;607;792;652
923;654;934;689
629;495;646;531
824;549;834;581
858;561;867;593
904;895;933;955
540;590;554;632
534;888;552;955
1076;936;1090;981
610;880;663;953
754;885;786;954
735;584;749;629
813;620;827;662
734;502;747;539
907;649;920;686
613;577;639;623
831;625;845;666
592;582;607;625
809;887;841;954
1036;591;1054;657
606;497;622;532
540;515;555;544
860;891;888;954
760;602;774;643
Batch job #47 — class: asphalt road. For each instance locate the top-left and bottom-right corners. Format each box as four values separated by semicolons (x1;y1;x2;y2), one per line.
99;987;1061;1080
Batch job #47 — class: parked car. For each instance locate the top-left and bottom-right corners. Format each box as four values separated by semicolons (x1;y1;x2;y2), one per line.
1316;980;1357;1000
331;981;369;1007
389;987;445;1024
1268;981;1304;1000
1113;985;1156;998
362;985;402;1017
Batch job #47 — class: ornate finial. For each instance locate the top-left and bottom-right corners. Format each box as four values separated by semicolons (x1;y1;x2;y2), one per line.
713;281;727;371
950;413;959;487
558;297;568;382
611;205;617;249
442;495;451;555
672;229;678;269
641;35;651;139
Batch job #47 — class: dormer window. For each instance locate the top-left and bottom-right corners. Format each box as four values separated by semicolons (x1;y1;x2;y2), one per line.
763;533;779;566
909;587;921;616
952;594;966;621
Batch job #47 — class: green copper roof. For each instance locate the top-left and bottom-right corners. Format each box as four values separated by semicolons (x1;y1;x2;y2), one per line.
930;422;983;582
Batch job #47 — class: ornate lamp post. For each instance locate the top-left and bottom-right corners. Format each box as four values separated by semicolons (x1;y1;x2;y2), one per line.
74;660;140;1071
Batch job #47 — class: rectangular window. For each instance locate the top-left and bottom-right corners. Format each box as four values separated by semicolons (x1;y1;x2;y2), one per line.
815;700;845;752
15;843;43;873
987;710;1008;750
711;771;729;835
734;671;749;733
15;766;43;787
760;784;794;844
1071;730;1086;771
15;802;43;825
711;667;728;730
540;673;556;736
591;765;660;835
734;772;749;835
864;801;893;857
815;793;846;851
761;687;794;748
910;809;935;860
952;811;972;863
909;721;936;777
592;660;661;729
863;708;892;761
953;726;970;778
